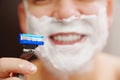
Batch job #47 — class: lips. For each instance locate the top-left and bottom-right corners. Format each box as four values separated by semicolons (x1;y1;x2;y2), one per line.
49;32;86;45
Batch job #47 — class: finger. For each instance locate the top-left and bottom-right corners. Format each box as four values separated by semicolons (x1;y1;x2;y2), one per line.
0;58;37;78
3;77;23;80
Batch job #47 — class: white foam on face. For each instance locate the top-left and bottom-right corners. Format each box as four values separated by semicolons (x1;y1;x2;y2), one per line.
25;6;109;79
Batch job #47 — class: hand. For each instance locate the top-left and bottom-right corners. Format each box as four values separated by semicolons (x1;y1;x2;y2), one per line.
0;58;37;80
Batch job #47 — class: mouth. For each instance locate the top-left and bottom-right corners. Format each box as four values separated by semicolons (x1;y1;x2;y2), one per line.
49;32;86;45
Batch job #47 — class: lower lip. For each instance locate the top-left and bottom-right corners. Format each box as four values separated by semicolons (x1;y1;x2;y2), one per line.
49;36;86;45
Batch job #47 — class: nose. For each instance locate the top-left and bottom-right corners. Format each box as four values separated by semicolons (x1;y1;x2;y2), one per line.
52;1;81;20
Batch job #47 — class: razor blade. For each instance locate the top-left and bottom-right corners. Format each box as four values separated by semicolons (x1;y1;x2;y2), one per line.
19;34;44;45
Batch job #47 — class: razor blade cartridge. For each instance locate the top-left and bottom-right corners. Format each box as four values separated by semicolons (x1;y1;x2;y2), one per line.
19;34;44;45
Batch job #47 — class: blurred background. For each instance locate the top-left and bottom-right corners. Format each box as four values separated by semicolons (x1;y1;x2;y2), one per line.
0;0;120;57
0;0;22;57
104;0;120;56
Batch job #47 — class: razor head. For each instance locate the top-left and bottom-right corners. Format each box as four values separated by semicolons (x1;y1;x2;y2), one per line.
19;34;44;45
19;34;44;60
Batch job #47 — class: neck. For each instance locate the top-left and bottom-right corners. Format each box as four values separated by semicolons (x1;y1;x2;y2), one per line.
41;60;94;80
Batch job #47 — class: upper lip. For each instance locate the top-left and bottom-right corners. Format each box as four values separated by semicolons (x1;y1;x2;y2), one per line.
49;32;86;45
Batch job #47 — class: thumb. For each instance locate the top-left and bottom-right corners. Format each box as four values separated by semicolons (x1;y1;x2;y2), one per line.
0;58;37;78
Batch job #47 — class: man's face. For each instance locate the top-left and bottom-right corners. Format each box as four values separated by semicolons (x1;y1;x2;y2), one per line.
19;0;111;75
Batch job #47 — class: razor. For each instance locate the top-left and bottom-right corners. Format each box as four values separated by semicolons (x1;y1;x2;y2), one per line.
17;34;44;79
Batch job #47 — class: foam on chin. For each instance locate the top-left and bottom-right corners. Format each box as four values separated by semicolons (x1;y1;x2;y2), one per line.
25;7;109;77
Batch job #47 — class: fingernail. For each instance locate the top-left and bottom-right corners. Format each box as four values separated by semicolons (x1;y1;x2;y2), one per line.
29;64;37;72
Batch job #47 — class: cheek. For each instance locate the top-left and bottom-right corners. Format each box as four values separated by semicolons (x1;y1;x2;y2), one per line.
77;3;101;15
28;6;54;18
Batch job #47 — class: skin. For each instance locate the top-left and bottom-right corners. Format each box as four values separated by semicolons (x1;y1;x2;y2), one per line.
0;58;37;80
0;0;120;80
